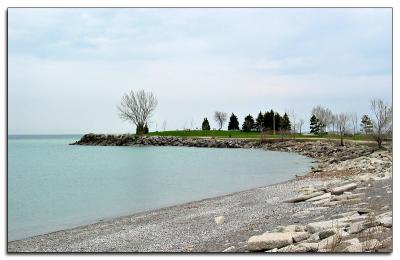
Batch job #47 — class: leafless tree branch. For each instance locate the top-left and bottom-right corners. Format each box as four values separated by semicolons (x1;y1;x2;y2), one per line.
117;90;158;134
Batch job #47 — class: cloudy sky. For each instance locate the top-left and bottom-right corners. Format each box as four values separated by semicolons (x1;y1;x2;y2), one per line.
8;8;392;134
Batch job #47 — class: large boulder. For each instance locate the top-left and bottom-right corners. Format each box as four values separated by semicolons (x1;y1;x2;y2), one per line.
377;212;392;228
330;183;358;195
273;225;305;233
284;191;325;203
291;232;310;243
306;192;331;202
277;243;318;252
247;233;293;251
306;219;349;234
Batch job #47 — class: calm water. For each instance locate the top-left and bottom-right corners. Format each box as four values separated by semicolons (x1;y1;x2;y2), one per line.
8;135;314;241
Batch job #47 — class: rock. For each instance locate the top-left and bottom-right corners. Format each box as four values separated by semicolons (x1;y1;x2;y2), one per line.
360;226;390;237
305;232;321;242
331;193;364;201
379;237;392;249
284;191;325;203
247;233;293;251
380;205;390;211
330;183;357;195
290;232;310;243
273;225;305;233
298;186;317;195
363;239;381;251
343;238;360;246
215;216;225;225
355;208;372;215
318;229;336;240
312;198;331;206
377;212;392;228
344;242;363;252
347;221;365;234
306;192;331;202
317;234;342;250
344;213;368;222
276;244;306;252
379;216;392;228
222;246;235;252
277;242;318;252
331;211;358;219
306;219;349;234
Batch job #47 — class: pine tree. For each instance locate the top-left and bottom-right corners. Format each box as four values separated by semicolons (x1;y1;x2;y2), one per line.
281;113;291;131
310;114;320;135
202;118;211;131
263;110;274;130
242;114;255;132
360;115;373;134
228;113;240;130
255;111;264;132
274;112;282;131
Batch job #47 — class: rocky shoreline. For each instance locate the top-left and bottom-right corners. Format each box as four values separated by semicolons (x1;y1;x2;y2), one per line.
71;133;253;148
8;135;392;252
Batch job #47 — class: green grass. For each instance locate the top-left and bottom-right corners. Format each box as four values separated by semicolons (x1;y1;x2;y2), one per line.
147;130;377;141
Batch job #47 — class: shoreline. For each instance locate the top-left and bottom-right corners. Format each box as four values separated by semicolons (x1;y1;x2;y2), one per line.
8;136;393;252
8;176;317;241
7;174;312;243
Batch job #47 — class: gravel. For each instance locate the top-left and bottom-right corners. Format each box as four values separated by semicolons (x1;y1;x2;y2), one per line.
8;178;325;252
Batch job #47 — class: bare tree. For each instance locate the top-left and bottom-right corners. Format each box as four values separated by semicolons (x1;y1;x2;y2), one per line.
337;113;349;146
117;90;158;135
330;114;337;134
312;106;333;133
288;109;297;135
298;119;305;135
370;99;392;148
350;112;358;138
214;111;228;130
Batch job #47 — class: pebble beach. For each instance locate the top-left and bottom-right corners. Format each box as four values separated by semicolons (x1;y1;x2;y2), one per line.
8;136;393;252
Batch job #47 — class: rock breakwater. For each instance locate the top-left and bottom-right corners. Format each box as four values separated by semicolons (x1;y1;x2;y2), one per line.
71;134;252;148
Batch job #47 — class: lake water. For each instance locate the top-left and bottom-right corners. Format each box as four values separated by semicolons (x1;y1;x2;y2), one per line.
8;135;315;241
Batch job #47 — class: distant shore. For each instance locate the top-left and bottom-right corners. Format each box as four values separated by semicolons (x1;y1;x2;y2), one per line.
9;137;392;252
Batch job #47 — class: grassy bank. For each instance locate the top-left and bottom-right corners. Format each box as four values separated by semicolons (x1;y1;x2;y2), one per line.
147;130;376;141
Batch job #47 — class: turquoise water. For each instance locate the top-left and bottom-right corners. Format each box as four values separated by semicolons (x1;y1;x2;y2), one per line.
8;135;314;241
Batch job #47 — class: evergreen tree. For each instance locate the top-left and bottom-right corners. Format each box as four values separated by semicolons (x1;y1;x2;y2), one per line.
255;111;264;131
281;113;291;131
202;118;211;131
228;113;240;130
360;115;373;134
274;112;282;131
310;114;320;135
242;114;255;132
262;110;274;130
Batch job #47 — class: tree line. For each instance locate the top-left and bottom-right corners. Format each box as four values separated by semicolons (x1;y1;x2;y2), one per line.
201;110;292;133
307;100;392;147
117;90;392;148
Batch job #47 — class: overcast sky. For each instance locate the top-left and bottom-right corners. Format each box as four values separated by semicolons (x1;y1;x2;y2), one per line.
8;8;392;134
